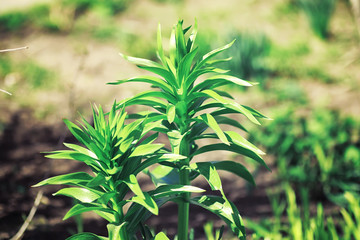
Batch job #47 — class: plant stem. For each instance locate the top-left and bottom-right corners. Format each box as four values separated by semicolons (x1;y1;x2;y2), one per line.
178;165;190;240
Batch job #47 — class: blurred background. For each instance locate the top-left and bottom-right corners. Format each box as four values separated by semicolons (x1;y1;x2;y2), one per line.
0;0;360;239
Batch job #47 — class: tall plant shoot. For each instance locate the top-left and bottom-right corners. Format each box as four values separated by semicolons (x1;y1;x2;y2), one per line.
111;20;270;239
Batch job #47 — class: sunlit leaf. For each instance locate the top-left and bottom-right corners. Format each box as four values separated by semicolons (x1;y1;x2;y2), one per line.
150;184;205;199
190;195;246;239
33;172;93;187
191;162;223;192
63;203;115;220
53;187;100;203
200;113;229;145
66;232;108;240
154;232;170;240
129;143;164;158
166;104;176;124
129;192;158;215
193;143;270;171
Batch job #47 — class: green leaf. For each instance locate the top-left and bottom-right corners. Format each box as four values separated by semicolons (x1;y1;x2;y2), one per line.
215;116;247;132
225;131;265;155
157;23;167;66
66;232;108;240
63;203;115;220
191;162;223;192
187;18;198;52
148;165;180;186
193;143;270;171
130;143;164;157
130;191;158;215
109;76;174;94
190;195;246;239
175;20;187;61
107;222;127;240
167;130;184;154
150;184;205;199
154;232;170;240
166;104;176;124
213;161;255;186
138;65;178;89
45;151;99;165
200;113;229;145
53;187;100;203
196;40;235;69
178;48;198;81
87;173;106;187
191;75;252;93
135;153;185;175
192;90;260;125
33;172;93;187
124;174;145;198
120;53;163;68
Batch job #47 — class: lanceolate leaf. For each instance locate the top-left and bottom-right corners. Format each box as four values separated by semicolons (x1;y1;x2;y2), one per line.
124;174;145;198
66;232;108;240
190;90;260;125
212;161;255;186
134;154;185;175
120;53;163;68
129;143;164;158
150;184;205;199
157;23;167;66
63;203;116;220
129;192;158;215
200;113;230;145
45;151;100;166
190;195;246;239
53;187;101;203
225;131;265;155
110;76;174;94
196;40;235;69
33;172;93;187
193;143;270;171
191;162;223;192
154;232;170;240
166;104;176;124
107;222;127;240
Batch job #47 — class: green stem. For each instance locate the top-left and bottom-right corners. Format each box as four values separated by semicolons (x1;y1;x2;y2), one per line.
178;165;190;240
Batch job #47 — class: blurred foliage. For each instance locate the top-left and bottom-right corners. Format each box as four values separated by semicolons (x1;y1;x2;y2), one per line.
297;0;337;39
267;41;336;83
249;107;360;202
223;31;270;81
60;0;130;15
0;56;56;90
0;0;131;34
247;185;360;240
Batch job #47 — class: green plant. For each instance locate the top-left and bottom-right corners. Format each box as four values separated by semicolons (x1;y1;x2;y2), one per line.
34;103;190;239
223;31;270;81
298;0;336;39
110;19;269;239
35;19;268;239
249;107;360;201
